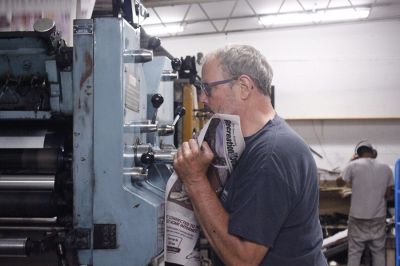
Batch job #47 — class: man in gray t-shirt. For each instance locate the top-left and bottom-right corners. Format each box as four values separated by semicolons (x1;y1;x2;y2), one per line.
337;141;394;266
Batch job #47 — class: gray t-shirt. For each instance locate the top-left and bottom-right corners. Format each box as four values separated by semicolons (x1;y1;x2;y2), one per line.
341;158;394;219
213;115;327;266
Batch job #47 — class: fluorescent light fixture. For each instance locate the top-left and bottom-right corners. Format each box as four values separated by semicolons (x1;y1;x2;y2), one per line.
259;13;312;26
259;7;370;26
316;7;370;22
143;24;184;36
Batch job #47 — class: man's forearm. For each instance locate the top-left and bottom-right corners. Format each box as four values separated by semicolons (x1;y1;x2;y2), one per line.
185;178;267;265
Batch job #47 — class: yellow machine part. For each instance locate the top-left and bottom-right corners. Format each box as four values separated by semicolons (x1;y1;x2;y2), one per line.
182;83;206;142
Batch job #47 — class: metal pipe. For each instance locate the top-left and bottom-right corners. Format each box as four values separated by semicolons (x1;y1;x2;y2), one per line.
123;167;147;182
123;49;153;63
0;217;57;224
124;145;176;165
124;121;157;134
151;149;176;164
0;238;29;257
0;175;55;190
0;226;66;232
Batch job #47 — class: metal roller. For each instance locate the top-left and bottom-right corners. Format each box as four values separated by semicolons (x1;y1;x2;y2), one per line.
0;217;57;224
0;238;31;257
0;148;63;173
150;149;176;164
124;144;177;165
0;175;55;190
0;192;63;218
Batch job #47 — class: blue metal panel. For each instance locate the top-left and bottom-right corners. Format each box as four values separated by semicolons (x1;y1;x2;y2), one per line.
71;16;170;266
72;19;95;265
143;56;175;145
91;17;165;266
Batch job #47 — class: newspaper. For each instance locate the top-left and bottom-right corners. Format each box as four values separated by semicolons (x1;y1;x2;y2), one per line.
164;114;245;265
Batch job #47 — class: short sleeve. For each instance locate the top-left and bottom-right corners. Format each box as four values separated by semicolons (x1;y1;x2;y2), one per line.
341;164;353;182
227;157;293;248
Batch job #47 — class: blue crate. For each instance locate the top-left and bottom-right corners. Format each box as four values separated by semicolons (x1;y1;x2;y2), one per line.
396;159;400;266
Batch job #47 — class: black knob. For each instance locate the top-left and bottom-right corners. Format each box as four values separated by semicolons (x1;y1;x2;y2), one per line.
171;106;186;127
175;106;186;117
151;94;164;109
141;152;155;165
148;36;161;50
171;58;181;71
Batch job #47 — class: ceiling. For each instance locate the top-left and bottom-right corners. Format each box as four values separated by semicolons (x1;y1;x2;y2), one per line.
138;0;400;37
0;0;399;42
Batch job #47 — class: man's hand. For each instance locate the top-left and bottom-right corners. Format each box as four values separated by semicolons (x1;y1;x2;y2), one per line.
336;176;346;187
173;139;268;265
173;139;214;190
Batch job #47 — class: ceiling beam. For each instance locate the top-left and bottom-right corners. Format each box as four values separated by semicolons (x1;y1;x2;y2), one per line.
142;0;235;8
157;15;400;39
142;2;400;27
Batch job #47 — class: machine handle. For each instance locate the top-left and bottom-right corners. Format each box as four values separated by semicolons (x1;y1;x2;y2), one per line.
123;49;153;63
151;94;164;124
172;106;186;127
171;58;181;71
157;106;186;136
151;94;164;109
140;152;155;166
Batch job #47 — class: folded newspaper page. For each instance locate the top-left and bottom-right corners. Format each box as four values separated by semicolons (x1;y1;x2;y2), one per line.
164;114;245;265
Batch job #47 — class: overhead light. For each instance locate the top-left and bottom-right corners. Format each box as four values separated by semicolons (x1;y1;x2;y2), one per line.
259;7;370;26
143;24;184;36
316;7;370;22
259;13;312;26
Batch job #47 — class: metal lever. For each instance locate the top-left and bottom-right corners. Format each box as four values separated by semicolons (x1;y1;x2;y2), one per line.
172;106;186;127
151;94;164;124
157;106;186;136
123;105;185;135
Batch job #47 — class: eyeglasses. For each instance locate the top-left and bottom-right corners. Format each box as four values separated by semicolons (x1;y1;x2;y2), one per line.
194;78;236;96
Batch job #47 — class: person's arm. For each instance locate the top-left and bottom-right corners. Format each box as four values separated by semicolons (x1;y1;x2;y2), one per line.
385;168;395;200
338;163;353;188
385;185;394;200
174;139;268;266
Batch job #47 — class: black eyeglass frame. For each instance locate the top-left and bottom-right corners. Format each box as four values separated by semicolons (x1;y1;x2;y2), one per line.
195;78;237;96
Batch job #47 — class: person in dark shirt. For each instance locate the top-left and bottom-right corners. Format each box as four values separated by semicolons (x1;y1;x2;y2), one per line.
173;44;327;266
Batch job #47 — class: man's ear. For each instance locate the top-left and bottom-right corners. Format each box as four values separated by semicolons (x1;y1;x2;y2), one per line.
238;75;254;100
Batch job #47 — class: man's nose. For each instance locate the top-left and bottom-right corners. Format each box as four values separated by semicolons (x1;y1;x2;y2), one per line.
198;90;208;104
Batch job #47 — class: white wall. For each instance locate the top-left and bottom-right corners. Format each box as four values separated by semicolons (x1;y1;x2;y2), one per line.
162;20;400;170
162;20;400;119
287;119;400;170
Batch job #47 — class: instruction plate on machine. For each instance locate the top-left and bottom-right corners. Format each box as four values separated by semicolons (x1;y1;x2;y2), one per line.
125;69;140;112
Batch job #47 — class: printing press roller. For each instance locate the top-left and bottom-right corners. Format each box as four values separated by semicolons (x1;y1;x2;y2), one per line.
0;238;32;257
0;148;64;173
0;191;66;218
0;175;55;190
0;148;69;218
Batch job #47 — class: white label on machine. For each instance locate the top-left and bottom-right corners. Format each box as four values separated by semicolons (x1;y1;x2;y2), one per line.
125;72;140;112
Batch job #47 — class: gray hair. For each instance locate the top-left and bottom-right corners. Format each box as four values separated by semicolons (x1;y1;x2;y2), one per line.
205;44;273;96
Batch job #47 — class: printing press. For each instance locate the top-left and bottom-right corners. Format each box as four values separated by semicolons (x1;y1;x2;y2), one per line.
0;3;183;265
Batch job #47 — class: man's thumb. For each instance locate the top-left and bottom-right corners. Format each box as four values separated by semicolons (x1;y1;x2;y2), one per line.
201;141;214;160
